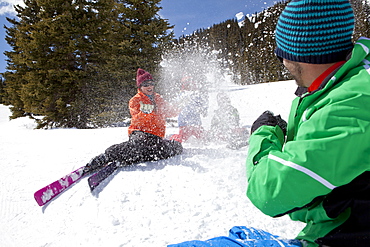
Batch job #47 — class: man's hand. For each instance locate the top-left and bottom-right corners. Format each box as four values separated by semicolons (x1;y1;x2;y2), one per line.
139;101;155;114
251;111;287;135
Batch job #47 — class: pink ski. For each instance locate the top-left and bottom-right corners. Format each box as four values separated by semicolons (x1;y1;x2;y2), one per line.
34;166;86;206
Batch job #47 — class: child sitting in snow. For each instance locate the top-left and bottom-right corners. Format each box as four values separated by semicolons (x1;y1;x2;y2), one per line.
169;76;209;143
84;68;183;173
208;92;249;149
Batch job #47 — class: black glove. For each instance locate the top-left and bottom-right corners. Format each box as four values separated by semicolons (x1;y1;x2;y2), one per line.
251;111;287;135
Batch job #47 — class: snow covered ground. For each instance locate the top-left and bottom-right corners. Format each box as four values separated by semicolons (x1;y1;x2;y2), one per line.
0;80;305;247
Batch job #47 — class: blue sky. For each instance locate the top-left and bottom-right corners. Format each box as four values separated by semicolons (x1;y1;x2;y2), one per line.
0;0;278;74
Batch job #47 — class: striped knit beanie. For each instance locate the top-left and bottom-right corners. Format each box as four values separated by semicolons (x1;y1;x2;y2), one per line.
275;0;354;64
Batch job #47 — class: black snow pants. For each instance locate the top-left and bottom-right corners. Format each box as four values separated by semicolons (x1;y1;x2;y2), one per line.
105;131;183;165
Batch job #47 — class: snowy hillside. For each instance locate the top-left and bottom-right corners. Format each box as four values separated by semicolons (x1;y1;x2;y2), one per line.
0;80;305;247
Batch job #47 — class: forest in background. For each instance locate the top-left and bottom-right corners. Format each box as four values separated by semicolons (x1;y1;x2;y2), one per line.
164;0;370;87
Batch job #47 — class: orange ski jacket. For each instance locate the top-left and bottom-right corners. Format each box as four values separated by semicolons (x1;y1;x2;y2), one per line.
128;90;178;138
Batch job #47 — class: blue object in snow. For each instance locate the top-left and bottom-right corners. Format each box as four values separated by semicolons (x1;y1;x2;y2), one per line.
167;226;302;247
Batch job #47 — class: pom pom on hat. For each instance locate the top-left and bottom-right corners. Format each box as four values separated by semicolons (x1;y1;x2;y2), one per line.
275;0;355;64
136;68;153;87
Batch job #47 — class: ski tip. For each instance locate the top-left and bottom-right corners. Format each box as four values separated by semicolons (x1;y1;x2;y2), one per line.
88;177;98;192
34;194;45;206
33;166;86;207
34;187;53;206
88;162;119;192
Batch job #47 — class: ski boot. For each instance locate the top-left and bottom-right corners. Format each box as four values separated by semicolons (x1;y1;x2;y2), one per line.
83;153;109;174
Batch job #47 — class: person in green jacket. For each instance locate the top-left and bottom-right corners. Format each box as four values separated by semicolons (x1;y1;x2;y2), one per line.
247;0;370;246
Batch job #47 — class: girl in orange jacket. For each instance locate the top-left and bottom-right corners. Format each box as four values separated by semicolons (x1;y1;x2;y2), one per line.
84;68;182;172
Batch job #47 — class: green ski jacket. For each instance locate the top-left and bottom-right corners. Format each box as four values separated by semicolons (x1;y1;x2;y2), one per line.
246;37;370;246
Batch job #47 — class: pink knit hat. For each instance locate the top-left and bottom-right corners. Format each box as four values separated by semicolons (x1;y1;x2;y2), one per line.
136;68;153;87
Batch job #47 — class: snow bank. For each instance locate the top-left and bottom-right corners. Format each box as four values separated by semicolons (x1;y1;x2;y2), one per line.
0;80;304;247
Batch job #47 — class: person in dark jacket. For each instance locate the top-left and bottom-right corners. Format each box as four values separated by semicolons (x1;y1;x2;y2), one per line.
84;68;182;173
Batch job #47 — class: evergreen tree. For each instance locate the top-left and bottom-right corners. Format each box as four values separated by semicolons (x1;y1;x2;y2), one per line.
208;19;244;84
0;76;5;104
351;0;370;39
89;0;173;127
2;0;173;128
3;0;109;128
2;1;42;120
